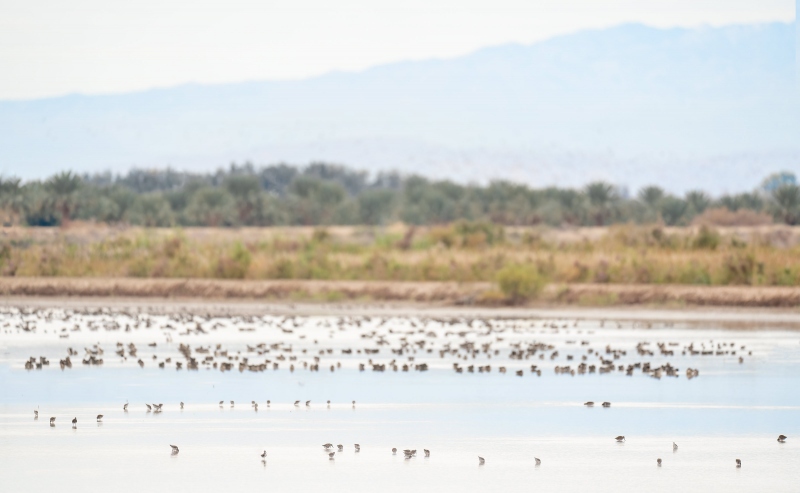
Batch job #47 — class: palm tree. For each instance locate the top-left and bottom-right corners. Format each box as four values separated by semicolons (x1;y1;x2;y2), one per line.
224;175;261;224
584;181;617;226
771;185;800;224
45;171;82;225
0;177;24;224
638;186;665;210
685;190;711;215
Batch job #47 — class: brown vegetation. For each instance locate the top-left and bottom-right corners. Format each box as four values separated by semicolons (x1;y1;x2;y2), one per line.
3;223;800;306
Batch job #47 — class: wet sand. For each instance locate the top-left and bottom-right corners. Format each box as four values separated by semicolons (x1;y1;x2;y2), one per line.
3;295;800;329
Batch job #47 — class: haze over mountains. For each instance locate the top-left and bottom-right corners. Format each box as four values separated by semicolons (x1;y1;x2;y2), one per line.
1;22;797;194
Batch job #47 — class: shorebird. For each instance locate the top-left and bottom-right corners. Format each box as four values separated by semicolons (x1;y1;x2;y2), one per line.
615;436;625;442
602;402;611;407
355;444;361;452
424;449;430;457
534;457;541;465
50;417;56;426
352;400;356;408
146;404;152;412
657;458;662;466
778;435;787;443
123;403;128;411
180;402;184;409
327;400;331;408
478;456;485;465
323;443;333;450
337;444;343;451
584;401;594;407
230;401;234;407
72;417;77;427
254;403;258;411
294;400;300;407
96;415;103;422
328;452;335;460
34;410;38;419
736;459;741;468
170;445;179;455
305;400;310;407
219;401;224;407
260;450;267;458
392;448;397;455
673;442;678;451
267;400;271;407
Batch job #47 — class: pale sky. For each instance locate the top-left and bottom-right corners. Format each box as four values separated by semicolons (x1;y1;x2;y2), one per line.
0;0;794;100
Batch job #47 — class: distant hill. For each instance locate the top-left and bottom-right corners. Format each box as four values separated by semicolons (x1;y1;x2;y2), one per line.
1;22;797;193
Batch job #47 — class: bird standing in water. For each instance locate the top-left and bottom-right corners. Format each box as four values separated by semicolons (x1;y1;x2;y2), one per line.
170;445;179;455
615;436;625;442
673;442;678;451
260;450;267;459
478;456;485;465
535;457;541;466
736;459;741;468
657;458;662;466
778;435;787;443
96;415;103;422
72;417;77;428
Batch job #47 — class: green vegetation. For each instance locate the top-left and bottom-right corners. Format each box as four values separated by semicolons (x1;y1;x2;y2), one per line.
1;164;798;227
496;264;547;303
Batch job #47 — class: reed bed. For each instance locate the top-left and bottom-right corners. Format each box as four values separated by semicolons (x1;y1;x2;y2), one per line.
2;223;800;288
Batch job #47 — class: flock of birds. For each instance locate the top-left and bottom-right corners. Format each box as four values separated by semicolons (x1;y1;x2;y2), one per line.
10;306;791;476
32;403;789;468
8;307;756;384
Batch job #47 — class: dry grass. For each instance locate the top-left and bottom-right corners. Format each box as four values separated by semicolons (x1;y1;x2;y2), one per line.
3;223;800;292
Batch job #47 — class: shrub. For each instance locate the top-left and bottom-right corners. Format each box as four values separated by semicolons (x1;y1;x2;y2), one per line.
692;225;720;250
215;242;252;279
496;264;546;304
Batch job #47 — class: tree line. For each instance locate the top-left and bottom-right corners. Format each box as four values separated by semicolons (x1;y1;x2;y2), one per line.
0;163;798;227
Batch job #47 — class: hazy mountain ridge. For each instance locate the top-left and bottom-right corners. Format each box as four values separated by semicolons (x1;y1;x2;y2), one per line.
1;22;797;192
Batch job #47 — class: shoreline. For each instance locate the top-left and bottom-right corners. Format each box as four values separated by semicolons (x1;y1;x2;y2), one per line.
3;281;800;328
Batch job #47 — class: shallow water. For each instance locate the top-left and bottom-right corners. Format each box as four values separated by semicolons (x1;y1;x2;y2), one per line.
1;307;799;492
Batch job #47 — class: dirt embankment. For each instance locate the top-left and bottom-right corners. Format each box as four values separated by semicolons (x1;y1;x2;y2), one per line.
2;277;800;308
0;277;490;303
